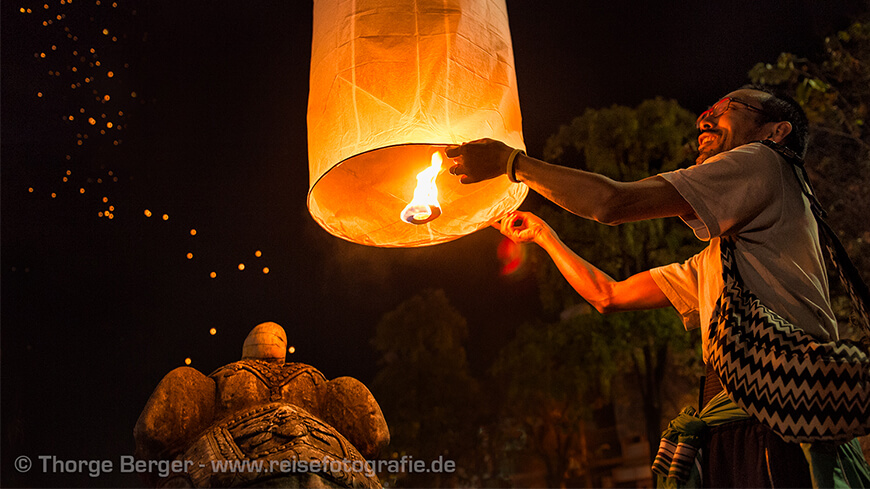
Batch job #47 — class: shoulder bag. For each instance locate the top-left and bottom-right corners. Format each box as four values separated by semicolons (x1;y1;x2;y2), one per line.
707;140;870;443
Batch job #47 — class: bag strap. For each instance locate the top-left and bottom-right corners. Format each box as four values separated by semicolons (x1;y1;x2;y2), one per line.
756;139;870;338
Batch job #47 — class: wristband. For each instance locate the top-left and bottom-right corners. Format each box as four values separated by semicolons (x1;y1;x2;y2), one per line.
506;148;525;183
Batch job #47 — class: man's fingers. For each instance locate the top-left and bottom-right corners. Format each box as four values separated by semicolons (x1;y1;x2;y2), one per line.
444;145;462;158
448;164;478;184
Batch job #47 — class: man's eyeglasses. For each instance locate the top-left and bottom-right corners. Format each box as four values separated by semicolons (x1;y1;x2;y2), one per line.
696;97;770;128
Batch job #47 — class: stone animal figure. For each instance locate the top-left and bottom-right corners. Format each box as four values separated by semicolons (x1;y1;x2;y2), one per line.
134;322;390;488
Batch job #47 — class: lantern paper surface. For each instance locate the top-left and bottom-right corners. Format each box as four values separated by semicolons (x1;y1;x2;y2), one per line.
307;0;527;247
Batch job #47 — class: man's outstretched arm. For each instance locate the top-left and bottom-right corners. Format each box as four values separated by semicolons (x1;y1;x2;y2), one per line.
495;211;671;314
446;138;695;225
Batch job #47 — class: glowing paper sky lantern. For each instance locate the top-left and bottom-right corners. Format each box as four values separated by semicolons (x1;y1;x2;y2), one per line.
307;0;527;247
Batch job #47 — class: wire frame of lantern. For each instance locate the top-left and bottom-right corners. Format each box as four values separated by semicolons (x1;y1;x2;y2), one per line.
307;0;527;247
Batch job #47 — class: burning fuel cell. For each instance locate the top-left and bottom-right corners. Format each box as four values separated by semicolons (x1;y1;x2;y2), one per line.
306;0;527;247
401;152;444;225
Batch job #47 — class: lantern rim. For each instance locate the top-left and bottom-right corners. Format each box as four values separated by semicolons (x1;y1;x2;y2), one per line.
306;142;528;247
307;142;457;201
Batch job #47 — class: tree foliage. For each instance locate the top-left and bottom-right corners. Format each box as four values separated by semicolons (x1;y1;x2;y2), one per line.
490;314;622;488
369;288;486;488
748;22;869;147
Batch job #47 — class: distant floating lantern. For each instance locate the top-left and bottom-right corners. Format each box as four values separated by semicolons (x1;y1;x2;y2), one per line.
307;0;527;247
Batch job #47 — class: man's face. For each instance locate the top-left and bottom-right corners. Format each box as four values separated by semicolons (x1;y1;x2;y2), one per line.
696;89;773;164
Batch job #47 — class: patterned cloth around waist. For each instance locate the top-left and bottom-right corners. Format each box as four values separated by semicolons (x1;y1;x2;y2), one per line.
651;390;749;487
652;390;870;489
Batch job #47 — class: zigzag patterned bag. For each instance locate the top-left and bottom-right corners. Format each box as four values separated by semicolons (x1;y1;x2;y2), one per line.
708;238;870;442
707;140;870;443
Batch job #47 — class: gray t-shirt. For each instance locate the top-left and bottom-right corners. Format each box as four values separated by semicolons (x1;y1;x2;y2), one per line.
650;142;837;361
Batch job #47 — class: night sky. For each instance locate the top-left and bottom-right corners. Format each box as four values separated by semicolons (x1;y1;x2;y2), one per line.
2;1;867;487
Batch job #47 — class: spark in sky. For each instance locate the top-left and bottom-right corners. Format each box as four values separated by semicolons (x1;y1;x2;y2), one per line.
17;0;278;346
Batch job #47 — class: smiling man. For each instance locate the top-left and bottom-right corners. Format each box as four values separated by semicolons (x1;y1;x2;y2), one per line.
445;86;863;487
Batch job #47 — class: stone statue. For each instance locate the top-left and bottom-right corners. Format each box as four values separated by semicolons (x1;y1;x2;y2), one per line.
134;322;390;488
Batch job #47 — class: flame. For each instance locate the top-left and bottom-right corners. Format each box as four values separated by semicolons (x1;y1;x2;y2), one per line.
401;151;444;224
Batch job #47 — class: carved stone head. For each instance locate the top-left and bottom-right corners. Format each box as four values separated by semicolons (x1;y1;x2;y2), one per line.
241;321;288;363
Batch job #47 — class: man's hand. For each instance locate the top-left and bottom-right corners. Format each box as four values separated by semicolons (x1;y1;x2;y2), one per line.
492;211;554;245
445;138;515;184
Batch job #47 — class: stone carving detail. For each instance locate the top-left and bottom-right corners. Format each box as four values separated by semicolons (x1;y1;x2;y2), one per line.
134;322;389;488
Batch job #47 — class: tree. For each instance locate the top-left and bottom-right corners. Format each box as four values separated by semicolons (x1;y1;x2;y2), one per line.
369;288;486;488
536;98;704;462
490;313;623;488
748;20;870;341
